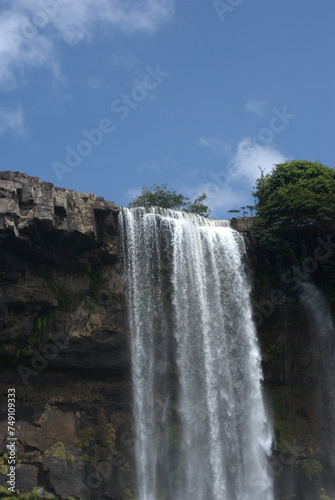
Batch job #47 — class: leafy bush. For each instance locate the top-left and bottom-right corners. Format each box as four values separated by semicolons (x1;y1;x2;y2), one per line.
129;183;211;217
251;160;335;249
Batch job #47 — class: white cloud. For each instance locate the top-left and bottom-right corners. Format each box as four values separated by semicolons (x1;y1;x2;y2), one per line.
87;76;104;89
101;0;175;35
109;52;140;68
229;137;287;182
0;104;25;135
0;9;61;90
137;162;162;173
183;183;243;216
0;0;175;89
137;158;178;174
197;135;230;154
246;98;267;117
185;137;288;216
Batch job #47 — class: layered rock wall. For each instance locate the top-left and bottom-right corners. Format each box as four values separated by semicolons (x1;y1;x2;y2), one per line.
0;172;133;499
0;172;334;499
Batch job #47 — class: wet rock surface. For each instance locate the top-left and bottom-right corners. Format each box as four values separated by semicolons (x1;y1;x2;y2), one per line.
0;172;334;499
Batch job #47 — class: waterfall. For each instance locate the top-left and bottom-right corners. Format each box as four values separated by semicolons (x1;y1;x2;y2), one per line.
119;207;273;500
299;282;335;476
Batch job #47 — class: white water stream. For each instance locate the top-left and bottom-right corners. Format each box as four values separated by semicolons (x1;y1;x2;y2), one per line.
119;207;273;500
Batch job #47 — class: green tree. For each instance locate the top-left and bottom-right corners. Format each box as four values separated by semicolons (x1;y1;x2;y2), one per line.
186;193;211;216
251;160;335;249
129;183;211;217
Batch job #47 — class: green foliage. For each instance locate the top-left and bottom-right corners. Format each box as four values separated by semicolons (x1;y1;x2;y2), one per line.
57;289;72;309
296;458;322;480
251;160;335;249
75;427;94;450
129;183;211;217
228;205;255;217
0;485;59;499
119;461;132;473
47;279;72;310
186;193;211;217
50;441;66;459
124;488;136;500
66;453;75;463
246;205;256;216
161;421;180;448
101;288;123;303
28;312;54;347
320;488;335;500
106;423;117;453
35;317;41;331
228;209;241;214
89;269;105;299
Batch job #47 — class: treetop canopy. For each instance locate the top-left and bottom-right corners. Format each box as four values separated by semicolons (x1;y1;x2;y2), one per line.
252;160;335;249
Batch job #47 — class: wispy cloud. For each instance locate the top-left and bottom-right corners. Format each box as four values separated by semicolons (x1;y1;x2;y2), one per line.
0;0;175;89
183;183;243;215
246;98;267;117
137;158;178;173
87;76;104;89
186;136;287;216
0;12;61;91
109;52;141;68
126;186;142;204
0;104;25;135
197;135;230;154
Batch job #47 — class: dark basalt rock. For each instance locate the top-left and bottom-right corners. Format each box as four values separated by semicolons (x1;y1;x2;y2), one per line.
0;171;334;499
0;171;132;499
0;170;120;267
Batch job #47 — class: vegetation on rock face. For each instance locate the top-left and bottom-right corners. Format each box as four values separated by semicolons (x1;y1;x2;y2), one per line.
251;160;335;250
296;458;322;480
75;427;94;450
129;183;211;217
320;488;335;500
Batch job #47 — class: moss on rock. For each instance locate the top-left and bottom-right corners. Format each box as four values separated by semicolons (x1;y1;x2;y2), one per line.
296;458;322;480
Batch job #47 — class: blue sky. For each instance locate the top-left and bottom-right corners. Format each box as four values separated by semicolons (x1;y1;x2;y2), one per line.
0;0;334;218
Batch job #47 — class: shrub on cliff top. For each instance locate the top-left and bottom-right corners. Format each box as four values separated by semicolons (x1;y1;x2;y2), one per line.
129;183;211;217
251;160;335;249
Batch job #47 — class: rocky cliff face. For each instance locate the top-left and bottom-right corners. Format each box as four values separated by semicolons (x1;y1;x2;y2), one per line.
0;171;133;499
0;171;334;499
237;217;335;500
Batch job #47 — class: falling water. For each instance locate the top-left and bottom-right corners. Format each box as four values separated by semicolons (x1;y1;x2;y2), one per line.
119;207;273;500
299;283;335;477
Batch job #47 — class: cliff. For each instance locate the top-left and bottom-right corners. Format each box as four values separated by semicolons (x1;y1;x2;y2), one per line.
0;171;334;499
0;172;132;499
